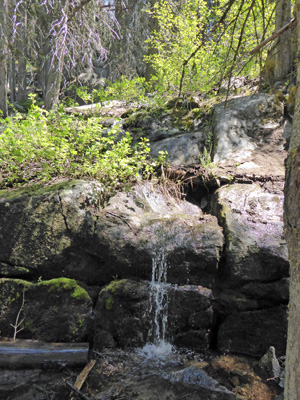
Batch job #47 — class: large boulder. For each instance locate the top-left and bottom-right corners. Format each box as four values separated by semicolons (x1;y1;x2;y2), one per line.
211;183;289;293
0;278;92;342
212;94;285;176
93;279;214;350
0;181;224;288
0;180;103;283
94;183;224;287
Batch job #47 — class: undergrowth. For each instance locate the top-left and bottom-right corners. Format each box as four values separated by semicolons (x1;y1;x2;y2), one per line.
0;97;167;189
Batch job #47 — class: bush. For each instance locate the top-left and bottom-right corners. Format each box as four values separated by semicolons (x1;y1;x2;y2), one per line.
0;98;166;189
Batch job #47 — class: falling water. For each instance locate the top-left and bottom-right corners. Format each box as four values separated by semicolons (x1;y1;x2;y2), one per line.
149;249;169;345
140;248;173;358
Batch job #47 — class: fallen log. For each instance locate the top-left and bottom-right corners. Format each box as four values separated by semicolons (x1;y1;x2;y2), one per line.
0;340;89;368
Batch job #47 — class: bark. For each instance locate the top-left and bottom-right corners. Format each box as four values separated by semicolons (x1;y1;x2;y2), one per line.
16;7;28;104
274;0;292;80
44;0;69;110
284;1;300;399
0;0;9;117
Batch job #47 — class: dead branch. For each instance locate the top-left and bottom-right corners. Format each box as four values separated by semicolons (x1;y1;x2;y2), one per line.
249;17;296;55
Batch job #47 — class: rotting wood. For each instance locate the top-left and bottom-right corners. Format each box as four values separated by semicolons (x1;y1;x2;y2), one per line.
0;341;89;368
74;359;96;390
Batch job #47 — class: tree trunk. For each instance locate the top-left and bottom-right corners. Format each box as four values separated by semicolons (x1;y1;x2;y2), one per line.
16;7;28;104
0;0;9;117
284;1;300;399
44;0;69;110
275;0;292;80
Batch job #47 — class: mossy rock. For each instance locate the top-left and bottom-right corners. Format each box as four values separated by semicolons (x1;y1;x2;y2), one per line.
0;278;92;342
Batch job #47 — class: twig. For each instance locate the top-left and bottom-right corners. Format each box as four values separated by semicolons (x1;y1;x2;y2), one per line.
10;289;25;341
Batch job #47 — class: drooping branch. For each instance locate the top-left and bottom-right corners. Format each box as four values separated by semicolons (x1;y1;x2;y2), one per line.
249;17;296;55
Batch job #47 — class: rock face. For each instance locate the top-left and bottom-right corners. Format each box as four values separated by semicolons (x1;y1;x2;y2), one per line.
0;93;290;359
211;183;289;288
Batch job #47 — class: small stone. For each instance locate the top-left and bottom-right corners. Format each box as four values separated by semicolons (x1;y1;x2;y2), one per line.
258;346;281;378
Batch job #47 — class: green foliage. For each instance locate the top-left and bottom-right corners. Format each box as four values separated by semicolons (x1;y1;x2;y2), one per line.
145;0;276;95
0;98;167;189
76;76;150;106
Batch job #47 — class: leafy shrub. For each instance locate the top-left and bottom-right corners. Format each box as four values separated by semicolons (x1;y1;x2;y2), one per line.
76;76;150;106
0;98;167;189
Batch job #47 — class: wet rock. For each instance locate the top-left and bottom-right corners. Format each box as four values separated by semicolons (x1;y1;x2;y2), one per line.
0;278;92;342
217;306;288;357
94;279;214;350
95;182;224;287
211;183;289;288
165;365;233;394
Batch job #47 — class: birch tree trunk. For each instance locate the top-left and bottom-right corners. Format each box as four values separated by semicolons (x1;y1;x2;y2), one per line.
284;1;300;399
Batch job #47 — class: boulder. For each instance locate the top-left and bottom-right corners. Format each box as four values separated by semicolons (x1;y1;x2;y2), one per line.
212;94;285;176
0;180;103;283
0;278;92;342
151;131;206;166
95;183;224;287
0;181;223;287
217;306;287;357
94;279;214;350
211;183;289;289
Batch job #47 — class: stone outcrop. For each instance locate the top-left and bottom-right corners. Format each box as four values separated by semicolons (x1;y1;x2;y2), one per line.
0;93;290;360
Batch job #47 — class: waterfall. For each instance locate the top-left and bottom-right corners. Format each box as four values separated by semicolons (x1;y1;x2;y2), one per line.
149;249;169;345
140;247;173;358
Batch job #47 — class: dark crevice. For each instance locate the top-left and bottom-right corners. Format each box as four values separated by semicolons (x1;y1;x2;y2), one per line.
57;193;70;232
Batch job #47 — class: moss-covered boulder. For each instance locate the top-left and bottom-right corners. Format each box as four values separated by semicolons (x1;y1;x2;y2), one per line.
94;279;214;350
0;278;92;342
0;180;103;283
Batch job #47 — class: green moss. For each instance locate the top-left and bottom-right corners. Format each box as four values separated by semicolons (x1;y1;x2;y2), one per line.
105;296;114;311
103;279;125;294
0;179;82;201
38;278;90;302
